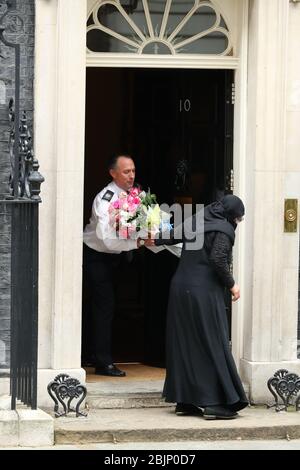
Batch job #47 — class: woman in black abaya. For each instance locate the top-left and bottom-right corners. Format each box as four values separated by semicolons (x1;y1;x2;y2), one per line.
155;195;248;420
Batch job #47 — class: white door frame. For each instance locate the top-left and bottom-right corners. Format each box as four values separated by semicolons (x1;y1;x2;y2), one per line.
86;54;239;69
85;1;249;367
35;0;248;407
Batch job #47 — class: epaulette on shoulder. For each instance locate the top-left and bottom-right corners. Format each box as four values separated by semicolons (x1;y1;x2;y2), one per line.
102;190;114;202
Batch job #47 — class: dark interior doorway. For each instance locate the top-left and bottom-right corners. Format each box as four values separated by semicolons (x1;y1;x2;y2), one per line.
83;67;234;367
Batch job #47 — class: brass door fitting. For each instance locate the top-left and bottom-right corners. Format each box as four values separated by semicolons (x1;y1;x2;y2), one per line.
284;199;298;232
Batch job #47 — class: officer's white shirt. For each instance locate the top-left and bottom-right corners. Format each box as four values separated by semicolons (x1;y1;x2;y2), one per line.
83;181;138;253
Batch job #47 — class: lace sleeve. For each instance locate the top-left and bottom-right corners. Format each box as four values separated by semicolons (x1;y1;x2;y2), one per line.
209;232;235;289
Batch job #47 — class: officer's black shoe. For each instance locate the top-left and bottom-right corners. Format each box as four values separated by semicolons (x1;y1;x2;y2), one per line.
203;406;238;420
95;364;126;377
175;403;203;416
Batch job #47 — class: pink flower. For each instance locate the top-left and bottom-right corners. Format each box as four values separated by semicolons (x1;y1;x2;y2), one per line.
128;203;138;213
130;187;139;197
119;227;128;239
127;195;135;204
112;200;120;209
133;197;140;205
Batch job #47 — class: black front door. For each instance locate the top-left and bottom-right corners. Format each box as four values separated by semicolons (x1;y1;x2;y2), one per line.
83;67;234;366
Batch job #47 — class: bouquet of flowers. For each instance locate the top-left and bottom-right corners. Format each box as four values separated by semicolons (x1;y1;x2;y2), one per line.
108;187;171;240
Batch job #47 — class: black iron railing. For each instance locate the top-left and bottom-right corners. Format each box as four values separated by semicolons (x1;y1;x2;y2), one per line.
0;1;44;409
6;102;43;410
10;198;39;409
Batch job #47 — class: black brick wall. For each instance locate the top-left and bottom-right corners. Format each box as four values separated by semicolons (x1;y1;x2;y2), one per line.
0;0;34;368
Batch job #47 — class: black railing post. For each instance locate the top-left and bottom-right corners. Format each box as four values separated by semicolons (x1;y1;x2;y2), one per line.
10;200;18;409
29;185;40;410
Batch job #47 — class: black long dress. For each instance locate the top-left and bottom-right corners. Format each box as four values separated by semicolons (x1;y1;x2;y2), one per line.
161;230;248;412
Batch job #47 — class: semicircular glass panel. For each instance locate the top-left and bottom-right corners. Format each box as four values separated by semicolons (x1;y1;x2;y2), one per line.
87;0;232;56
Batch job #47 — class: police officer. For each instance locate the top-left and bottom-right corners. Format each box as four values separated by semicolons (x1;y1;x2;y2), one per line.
83;154;154;376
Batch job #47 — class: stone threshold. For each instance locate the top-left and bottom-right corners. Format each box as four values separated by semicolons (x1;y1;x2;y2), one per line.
86;379;170;409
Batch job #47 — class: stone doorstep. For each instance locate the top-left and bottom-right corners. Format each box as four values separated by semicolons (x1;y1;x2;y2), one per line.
54;407;300;445
0;408;54;447
85;380;250;410
86;380;169;410
87;393;172;410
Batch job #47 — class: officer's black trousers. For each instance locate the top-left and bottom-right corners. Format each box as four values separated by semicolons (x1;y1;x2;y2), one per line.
83;244;121;366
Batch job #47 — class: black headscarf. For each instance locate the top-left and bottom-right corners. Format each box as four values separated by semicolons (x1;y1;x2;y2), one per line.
204;195;245;245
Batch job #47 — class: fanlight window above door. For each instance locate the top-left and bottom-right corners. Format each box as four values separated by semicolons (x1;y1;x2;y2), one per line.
87;0;232;55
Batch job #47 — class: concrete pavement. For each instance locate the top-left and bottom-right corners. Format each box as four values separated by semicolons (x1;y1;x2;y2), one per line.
1;440;300;450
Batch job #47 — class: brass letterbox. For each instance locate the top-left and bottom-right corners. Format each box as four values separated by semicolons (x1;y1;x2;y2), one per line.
284;199;298;233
